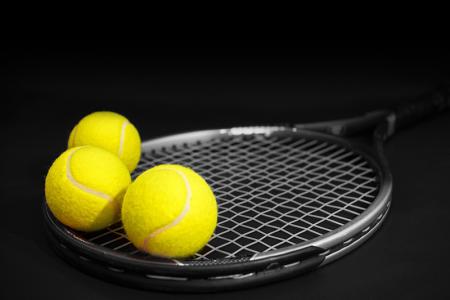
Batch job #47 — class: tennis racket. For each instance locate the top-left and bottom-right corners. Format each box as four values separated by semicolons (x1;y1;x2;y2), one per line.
43;85;449;292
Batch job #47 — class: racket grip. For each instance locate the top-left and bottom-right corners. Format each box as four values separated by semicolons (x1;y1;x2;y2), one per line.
392;84;450;132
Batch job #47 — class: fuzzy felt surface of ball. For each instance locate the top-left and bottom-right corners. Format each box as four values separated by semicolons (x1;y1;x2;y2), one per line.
68;111;141;172
45;146;131;231
122;164;218;258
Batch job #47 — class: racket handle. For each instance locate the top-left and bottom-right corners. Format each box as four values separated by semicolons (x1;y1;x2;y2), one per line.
391;84;450;133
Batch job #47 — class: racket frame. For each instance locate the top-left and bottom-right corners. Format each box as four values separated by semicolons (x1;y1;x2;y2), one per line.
43;124;392;291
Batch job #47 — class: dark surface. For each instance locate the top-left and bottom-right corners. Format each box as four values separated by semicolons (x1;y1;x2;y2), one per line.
2;40;450;299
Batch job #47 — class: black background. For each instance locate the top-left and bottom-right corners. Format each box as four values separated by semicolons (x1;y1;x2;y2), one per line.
2;40;450;299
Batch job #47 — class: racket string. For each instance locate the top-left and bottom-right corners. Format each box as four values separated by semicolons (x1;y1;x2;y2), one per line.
82;134;379;261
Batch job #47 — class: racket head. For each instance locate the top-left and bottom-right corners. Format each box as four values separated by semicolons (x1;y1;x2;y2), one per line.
43;126;392;291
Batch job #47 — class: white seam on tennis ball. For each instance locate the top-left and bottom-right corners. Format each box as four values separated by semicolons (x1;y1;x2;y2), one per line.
66;148;114;203
118;120;129;158
142;168;192;252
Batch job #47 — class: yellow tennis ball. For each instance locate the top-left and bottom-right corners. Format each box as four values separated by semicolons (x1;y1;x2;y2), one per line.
122;164;218;258
45;146;131;232
68;111;141;172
